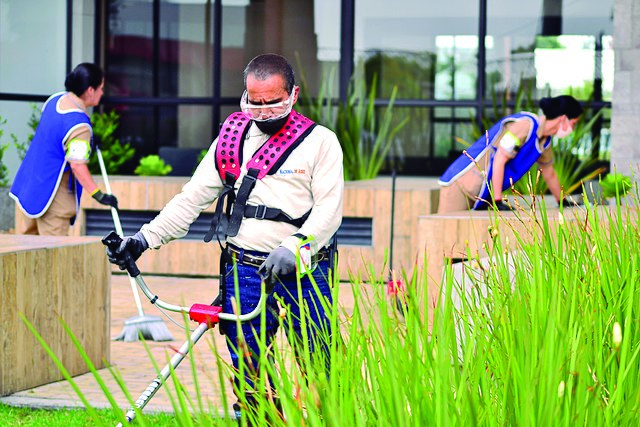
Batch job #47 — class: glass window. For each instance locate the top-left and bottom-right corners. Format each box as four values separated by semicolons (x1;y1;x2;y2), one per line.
220;0;341;98
106;0;216;98
355;0;479;100
159;1;216;97
106;1;154;97
379;106;476;176
0;1;66;94
486;0;614;102
0;100;43;180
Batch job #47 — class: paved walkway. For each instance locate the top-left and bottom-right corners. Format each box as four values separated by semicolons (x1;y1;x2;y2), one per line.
1;273;358;416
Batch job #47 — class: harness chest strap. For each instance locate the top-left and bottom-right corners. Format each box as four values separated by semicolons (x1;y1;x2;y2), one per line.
204;111;316;242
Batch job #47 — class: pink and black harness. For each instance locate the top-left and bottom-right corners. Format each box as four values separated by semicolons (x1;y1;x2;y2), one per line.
204;110;316;243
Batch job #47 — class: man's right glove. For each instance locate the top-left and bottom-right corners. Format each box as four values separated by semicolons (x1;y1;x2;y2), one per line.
258;246;296;287
92;189;119;210
106;231;148;270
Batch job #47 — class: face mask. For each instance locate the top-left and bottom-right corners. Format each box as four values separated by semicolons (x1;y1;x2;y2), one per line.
254;114;290;135
555;117;573;139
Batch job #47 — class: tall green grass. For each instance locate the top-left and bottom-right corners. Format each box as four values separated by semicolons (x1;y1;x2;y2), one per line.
20;197;640;426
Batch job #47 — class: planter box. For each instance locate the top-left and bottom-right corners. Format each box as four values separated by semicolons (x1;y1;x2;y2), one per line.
0;235;110;396
13;176;441;281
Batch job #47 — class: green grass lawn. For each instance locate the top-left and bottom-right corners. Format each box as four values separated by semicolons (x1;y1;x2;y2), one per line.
0;403;178;426
0;403;241;426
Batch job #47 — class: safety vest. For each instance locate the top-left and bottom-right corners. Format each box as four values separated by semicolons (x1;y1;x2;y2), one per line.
204;110;316;243
438;112;550;209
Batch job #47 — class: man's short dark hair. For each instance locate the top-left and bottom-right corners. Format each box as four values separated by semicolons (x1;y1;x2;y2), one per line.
243;54;295;94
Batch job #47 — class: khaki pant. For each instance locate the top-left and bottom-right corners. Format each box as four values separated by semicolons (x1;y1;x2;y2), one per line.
19;172;77;236
437;170;484;213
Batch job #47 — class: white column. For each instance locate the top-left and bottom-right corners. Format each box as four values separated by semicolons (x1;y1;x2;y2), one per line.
611;0;640;177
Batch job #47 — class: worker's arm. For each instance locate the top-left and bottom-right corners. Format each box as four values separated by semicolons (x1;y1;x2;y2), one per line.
537;148;563;203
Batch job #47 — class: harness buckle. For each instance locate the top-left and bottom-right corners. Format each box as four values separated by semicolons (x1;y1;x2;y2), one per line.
254;205;267;220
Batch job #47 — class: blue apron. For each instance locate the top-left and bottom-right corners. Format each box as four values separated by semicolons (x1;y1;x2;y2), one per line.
10;92;91;221
439;112;550;209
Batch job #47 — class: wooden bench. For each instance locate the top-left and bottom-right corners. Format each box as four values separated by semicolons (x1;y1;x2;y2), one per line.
0;235;110;396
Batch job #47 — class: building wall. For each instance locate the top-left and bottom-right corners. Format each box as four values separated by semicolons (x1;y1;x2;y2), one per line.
611;0;640;177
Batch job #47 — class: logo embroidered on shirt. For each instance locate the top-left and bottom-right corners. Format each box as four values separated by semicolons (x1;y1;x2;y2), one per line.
278;169;306;175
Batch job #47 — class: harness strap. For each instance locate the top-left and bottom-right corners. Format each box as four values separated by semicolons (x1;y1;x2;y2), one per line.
243;205;311;228
204;172;237;243
225;168;259;237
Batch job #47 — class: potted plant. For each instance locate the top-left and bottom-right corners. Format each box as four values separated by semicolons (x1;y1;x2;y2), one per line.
134;155;173;176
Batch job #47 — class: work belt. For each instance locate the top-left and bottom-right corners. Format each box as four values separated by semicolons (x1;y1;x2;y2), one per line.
225;245;329;269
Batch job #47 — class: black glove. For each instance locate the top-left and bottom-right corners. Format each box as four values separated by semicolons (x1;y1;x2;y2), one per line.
493;200;514;211
92;189;119;210
106;231;148;270
258;246;296;287
559;198;580;208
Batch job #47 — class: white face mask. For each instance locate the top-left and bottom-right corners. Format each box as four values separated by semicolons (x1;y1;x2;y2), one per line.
555;117;573;139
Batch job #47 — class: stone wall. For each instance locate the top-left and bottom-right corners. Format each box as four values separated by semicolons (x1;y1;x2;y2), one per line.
611;0;640;176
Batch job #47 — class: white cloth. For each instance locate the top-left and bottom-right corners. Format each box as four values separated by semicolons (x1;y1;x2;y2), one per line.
141;117;344;256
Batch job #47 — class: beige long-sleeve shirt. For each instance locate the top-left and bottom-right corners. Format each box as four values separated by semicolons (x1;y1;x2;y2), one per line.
141;117;344;256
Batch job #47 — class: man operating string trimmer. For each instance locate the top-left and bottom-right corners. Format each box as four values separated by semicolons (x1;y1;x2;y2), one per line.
106;53;344;422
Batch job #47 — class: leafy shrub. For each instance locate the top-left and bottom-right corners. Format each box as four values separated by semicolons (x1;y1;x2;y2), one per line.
134;155;172;176
11;103;40;160
0;116;10;187
88;110;135;175
599;173;633;199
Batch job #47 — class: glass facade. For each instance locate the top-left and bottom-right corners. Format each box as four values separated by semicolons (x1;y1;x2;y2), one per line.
0;0;615;178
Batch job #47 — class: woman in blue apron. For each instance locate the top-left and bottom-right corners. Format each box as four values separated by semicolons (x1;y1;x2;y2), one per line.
10;63;118;235
438;95;583;213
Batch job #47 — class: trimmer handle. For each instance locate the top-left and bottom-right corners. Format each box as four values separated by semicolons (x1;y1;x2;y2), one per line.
101;231;141;278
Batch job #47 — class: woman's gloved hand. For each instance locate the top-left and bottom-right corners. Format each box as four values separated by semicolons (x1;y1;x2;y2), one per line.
92;189;119;210
559;198;581;208
106;231;148;270
258;246;296;287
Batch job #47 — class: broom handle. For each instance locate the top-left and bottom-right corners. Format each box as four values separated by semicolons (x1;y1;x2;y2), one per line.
96;147;145;317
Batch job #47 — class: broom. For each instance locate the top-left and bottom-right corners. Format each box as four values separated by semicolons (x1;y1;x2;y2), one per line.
96;147;173;342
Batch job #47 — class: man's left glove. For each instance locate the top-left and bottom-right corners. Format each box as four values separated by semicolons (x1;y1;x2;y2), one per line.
106;231;148;270
258;246;296;287
92;189;119;210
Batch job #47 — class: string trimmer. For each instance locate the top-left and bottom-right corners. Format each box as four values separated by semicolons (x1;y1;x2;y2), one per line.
102;232;271;426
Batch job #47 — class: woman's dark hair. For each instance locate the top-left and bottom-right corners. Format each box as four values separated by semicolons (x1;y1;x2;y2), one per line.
64;63;104;97
539;95;583;120
243;53;295;94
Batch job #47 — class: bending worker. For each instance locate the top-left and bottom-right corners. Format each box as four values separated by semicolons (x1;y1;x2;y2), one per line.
10;62;119;235
106;54;344;420
438;95;583;212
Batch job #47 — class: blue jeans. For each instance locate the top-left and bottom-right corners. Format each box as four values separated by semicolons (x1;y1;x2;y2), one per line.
219;256;334;399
